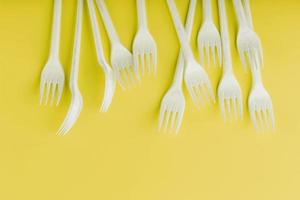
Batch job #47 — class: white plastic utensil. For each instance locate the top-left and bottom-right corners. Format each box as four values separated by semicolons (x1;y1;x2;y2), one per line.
159;0;196;133
217;0;243;120
197;0;222;68
167;0;215;108
95;0;136;89
242;0;253;28
58;0;83;136
40;0;65;106
87;0;116;112
233;0;263;70
133;0;157;76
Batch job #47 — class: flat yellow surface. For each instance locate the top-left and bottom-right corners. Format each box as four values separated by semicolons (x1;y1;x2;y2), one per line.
0;0;299;199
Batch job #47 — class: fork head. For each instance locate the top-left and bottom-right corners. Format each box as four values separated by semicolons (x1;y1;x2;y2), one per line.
197;21;222;68
237;27;263;70
133;28;157;76
40;59;65;106
248;84;275;131
159;87;185;134
57;89;83;136
218;72;243;120
100;65;116;112
111;43;136;89
184;60;215;107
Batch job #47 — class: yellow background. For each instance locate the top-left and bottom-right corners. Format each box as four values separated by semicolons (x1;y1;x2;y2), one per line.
0;0;299;199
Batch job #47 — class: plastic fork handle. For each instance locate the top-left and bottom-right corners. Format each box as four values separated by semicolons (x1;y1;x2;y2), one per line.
172;0;197;88
203;0;213;22
232;0;249;29
242;0;254;29
49;0;62;60
137;0;148;29
218;0;233;73
167;0;195;61
70;0;83;92
87;0;109;70
96;0;121;45
250;62;263;88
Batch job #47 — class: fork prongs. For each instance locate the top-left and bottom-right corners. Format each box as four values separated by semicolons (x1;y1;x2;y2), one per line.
115;65;137;89
200;41;222;68
39;78;63;106
134;50;157;76
219;96;243;120
250;106;275;131
187;82;215;108
159;106;183;134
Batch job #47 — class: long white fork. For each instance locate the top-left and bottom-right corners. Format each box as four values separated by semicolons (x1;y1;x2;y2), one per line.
87;0;116;112
159;0;196;134
57;0;83;136
218;0;243;120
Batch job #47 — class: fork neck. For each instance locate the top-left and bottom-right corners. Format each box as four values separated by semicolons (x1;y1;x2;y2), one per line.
137;0;148;29
232;0;249;29
49;0;62;61
203;0;213;22
250;65;263;88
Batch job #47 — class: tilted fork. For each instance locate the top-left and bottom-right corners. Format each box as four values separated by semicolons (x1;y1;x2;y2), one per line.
197;0;222;68
95;0;136;89
233;0;263;70
57;0;83;136
40;0;64;106
167;0;215;108
241;0;275;130
133;0;157;76
87;0;116;112
217;0;243;120
159;0;196;133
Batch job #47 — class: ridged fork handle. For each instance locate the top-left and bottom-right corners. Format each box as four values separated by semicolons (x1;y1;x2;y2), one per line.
218;0;233;73
167;0;195;61
242;0;253;29
137;0;148;29
232;0;249;29
49;0;62;60
203;0;213;22
87;0;110;71
172;0;196;88
70;0;83;91
96;0;120;45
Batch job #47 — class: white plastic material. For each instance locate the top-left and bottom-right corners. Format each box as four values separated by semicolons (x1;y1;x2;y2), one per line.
159;0;196;133
40;0;65;106
167;0;215;108
58;0;83;136
197;0;222;67
132;0;157;76
87;0;116;112
233;0;263;70
95;0;136;89
217;0;243;120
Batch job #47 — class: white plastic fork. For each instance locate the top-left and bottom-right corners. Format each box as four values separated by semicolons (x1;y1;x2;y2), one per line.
40;0;64;106
95;0;136;89
167;0;215;108
217;0;243;120
87;0;116;112
233;0;263;70
159;0;196;134
58;0;83;136
197;0;222;68
133;0;157;76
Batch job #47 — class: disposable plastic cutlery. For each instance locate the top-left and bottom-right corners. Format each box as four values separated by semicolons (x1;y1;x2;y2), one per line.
87;0;116;112
40;0;64;105
58;0;83;136
217;0;243;120
159;0;196;133
242;0;253;28
167;0;215;107
197;0;222;67
95;0;136;89
233;0;263;70
133;0;157;76
248;63;275;130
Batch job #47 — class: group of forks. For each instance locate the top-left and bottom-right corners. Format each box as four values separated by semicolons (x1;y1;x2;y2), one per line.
39;0;157;135
160;0;275;133
39;0;275;136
